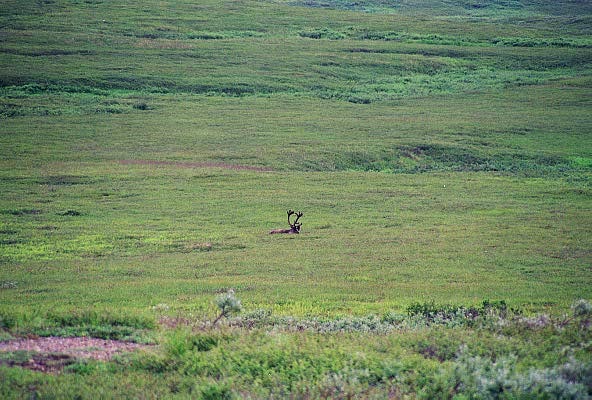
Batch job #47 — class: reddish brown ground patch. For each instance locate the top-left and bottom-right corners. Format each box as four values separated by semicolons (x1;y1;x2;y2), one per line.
120;159;273;172
0;337;150;372
2;353;77;373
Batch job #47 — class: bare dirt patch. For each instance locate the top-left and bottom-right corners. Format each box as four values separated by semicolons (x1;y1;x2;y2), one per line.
2;352;77;373
120;159;273;172
0;337;151;372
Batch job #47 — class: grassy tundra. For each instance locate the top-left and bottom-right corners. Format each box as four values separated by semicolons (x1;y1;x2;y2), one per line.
0;0;591;397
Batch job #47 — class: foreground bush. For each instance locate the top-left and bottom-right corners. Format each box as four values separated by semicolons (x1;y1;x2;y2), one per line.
1;300;590;398
423;347;590;399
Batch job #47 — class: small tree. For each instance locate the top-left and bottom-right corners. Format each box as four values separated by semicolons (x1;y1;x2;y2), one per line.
213;289;242;325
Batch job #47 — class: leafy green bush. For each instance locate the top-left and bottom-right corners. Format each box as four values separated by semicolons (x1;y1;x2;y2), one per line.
200;382;233;400
405;300;513;327
406;301;475;326
165;329;193;358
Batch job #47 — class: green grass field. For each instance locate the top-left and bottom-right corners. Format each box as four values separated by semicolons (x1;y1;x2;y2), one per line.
1;0;591;398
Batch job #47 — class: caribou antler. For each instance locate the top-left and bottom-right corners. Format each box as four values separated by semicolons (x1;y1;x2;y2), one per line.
289;210;303;232
287;209;295;226
270;209;304;234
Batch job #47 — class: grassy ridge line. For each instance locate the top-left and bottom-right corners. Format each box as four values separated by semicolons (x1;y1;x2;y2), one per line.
1;38;590;99
1;0;591;102
282;0;592;17
1;44;590;101
2;0;591;37
2;85;590;177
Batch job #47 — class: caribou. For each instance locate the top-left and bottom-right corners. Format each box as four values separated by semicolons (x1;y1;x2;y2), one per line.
269;209;303;234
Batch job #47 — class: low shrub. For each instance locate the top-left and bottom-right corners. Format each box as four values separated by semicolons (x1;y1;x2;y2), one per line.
0;309;156;342
406;299;511;327
298;28;346;40
229;300;521;332
164;329;229;359
424;346;591;399
572;299;592;318
200;382;233;400
132;102;150;110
